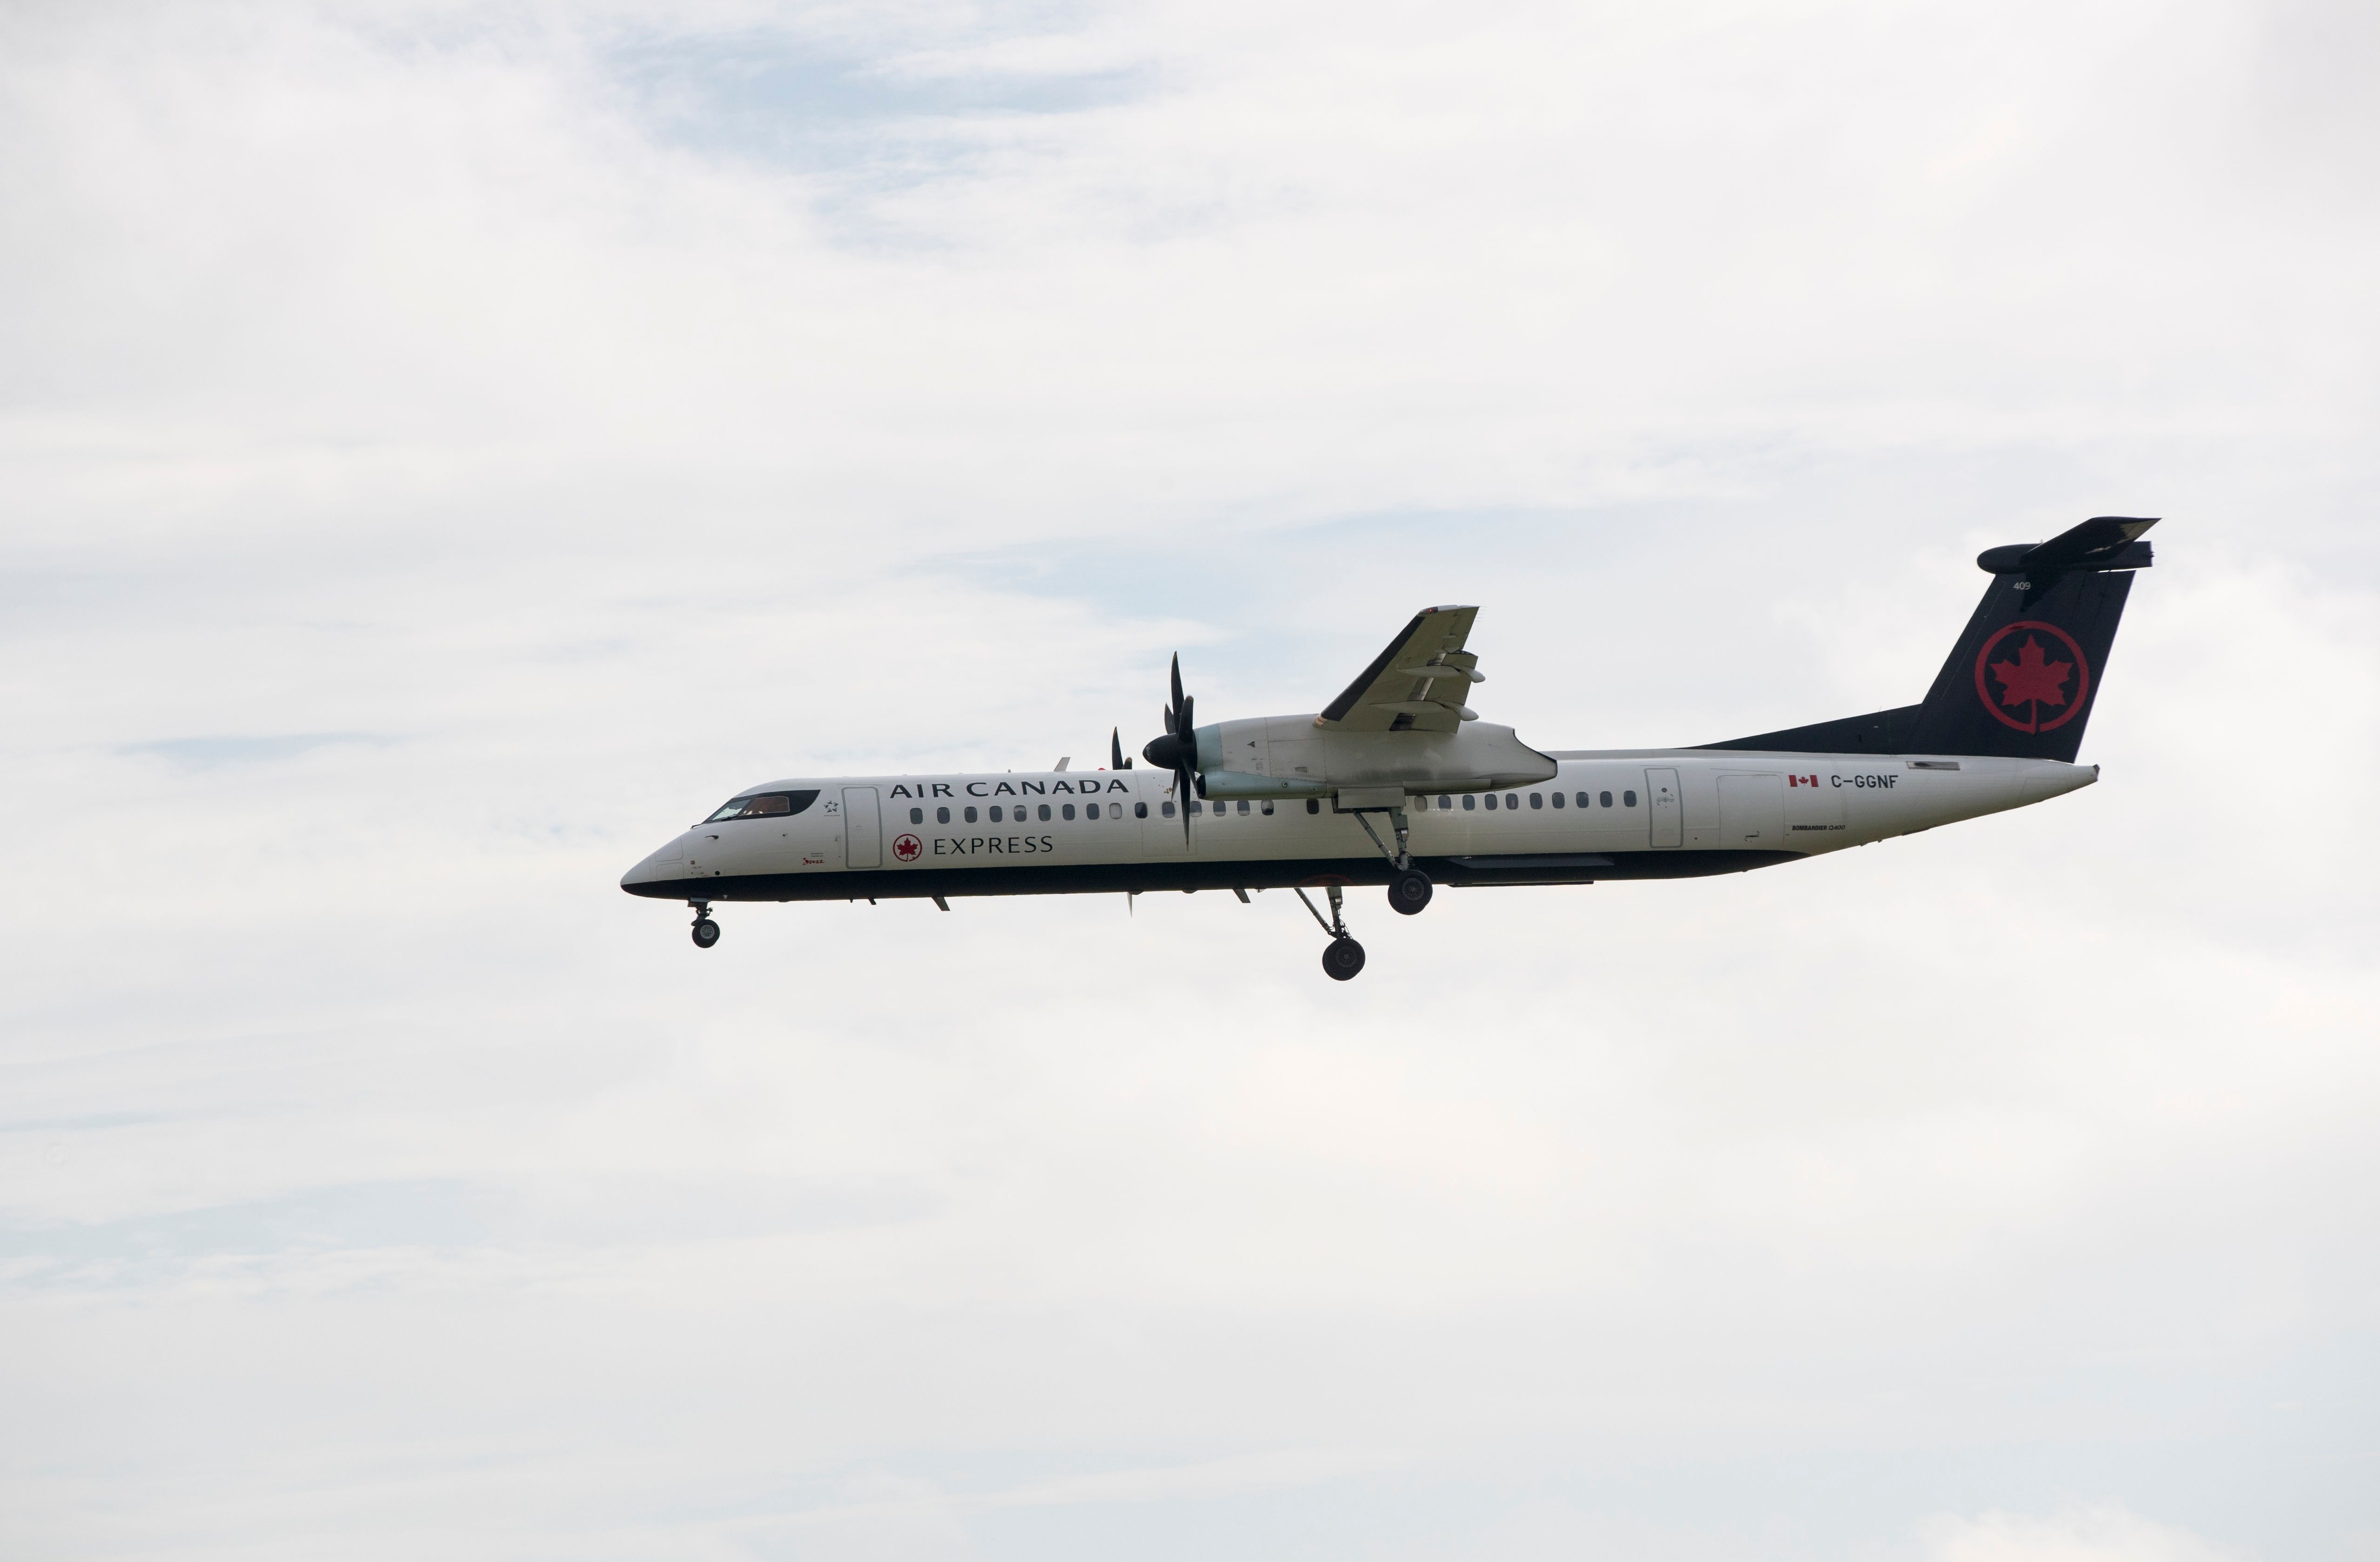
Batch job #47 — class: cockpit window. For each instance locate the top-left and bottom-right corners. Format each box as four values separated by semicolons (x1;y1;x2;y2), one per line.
705;789;820;822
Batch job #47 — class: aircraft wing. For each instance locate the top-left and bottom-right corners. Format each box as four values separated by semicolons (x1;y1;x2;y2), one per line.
1314;605;1483;732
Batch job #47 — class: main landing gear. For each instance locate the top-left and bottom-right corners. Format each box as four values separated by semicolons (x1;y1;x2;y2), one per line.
690;902;720;948
1294;798;1441;980
1352;805;1434;916
1296;883;1367;981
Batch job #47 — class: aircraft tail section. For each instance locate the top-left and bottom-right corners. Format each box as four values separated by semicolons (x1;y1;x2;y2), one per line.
1704;517;2156;762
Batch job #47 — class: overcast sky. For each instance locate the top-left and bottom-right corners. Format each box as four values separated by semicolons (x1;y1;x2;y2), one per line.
3;1;2377;1558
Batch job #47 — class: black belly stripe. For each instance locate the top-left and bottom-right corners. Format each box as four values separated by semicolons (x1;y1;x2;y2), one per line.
624;850;1797;902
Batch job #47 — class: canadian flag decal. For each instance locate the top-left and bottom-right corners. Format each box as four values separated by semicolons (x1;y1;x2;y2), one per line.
1786;773;1819;787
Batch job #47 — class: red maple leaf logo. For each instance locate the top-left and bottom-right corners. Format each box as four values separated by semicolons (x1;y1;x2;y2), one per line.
1973;621;2091;734
892;833;922;861
1990;635;2073;710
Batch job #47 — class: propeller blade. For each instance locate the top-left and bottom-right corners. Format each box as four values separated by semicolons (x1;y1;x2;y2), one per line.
1111;728;1129;770
1142;652;1196;840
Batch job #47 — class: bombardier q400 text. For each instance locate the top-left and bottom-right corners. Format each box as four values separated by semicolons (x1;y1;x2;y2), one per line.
623;517;2158;980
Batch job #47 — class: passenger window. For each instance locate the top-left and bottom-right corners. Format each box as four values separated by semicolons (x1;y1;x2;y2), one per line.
1462;794;1476;810
1576;792;1589;808
1136;801;1149;819
909;807;923;824
937;807;951;824
1062;803;1076;820
1237;800;1250;814
1305;799;1319;814
1162;801;1175;817
1190;801;1203;815
1551;792;1564;808
1039;803;1053;821
1261;801;1274;815
1484;794;1498;810
989;805;1004;822
1506;794;1518;809
1110;802;1122;819
1599;791;1613;808
1624;789;1638;807
1438;795;1453;810
1529;793;1542;809
964;806;978;823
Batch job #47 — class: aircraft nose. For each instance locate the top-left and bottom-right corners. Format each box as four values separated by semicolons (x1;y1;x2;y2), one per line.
619;834;690;896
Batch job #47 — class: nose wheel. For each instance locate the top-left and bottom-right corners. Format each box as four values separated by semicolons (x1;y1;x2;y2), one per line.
689;903;720;948
1296;883;1368;981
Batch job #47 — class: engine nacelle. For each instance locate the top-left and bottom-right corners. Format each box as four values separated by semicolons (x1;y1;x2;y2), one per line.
1194;715;1556;800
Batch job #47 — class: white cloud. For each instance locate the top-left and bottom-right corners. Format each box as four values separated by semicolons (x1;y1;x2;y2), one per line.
1921;1504;2246;1562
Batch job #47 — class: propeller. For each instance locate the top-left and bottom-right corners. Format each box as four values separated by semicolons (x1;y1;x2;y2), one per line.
1140;654;1201;838
1110;727;1131;770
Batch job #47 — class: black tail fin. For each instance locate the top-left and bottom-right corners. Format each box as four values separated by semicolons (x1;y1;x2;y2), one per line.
1702;517;2156;761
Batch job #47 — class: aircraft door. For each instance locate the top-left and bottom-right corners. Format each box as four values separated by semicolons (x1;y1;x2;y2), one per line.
1646;768;1682;848
1137;780;1199;865
843;787;883;868
1718;774;1784;846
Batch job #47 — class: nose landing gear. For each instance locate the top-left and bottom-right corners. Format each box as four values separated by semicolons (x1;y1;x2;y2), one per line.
1296;883;1367;981
690;902;720;948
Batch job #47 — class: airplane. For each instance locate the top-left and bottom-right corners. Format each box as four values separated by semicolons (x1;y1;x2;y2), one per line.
622;517;2157;979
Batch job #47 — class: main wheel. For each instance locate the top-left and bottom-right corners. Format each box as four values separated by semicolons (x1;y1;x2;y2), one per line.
1388;867;1433;915
1321;936;1366;981
691;917;721;948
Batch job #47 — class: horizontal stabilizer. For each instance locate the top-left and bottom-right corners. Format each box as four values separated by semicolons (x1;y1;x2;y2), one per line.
1977;516;2157;576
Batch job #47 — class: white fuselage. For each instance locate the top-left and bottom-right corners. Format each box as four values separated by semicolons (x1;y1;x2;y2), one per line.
621;751;2097;898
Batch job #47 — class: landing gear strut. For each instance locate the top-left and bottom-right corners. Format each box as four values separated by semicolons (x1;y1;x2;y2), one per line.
1296;883;1367;981
1352;805;1433;916
689;902;720;948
